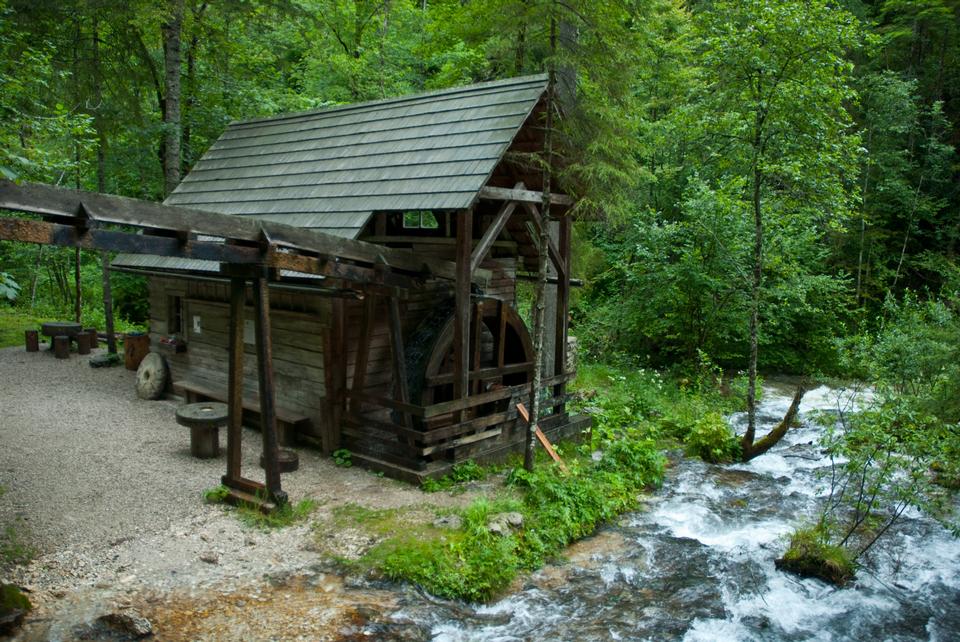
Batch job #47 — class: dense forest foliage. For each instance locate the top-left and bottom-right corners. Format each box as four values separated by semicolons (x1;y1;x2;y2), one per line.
0;0;957;594
1;0;957;377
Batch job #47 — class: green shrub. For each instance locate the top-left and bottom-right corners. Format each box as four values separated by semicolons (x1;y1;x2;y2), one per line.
684;412;740;463
421;459;491;492
202;484;230;503
332;449;352;467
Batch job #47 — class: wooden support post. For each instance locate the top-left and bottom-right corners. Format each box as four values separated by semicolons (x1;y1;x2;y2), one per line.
327;298;346;454
453;208;473;410
349;294;377;416
471;302;483;396
554;213;571;416
387;295;412;428
252;270;286;505
224;277;246;485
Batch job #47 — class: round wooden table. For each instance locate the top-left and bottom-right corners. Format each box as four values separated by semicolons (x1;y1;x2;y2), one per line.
176;402;228;458
40;322;82;344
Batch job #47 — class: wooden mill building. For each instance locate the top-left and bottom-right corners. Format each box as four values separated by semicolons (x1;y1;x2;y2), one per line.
112;74;588;481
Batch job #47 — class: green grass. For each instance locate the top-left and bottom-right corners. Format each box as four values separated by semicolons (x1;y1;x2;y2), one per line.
0;306;145;349
237;498;317;529
0;521;35;570
0;307;56;348
333;437;665;602
202;484;318;529
317;361;747;602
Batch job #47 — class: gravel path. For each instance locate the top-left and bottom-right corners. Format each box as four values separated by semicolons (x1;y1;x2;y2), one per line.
0;344;478;640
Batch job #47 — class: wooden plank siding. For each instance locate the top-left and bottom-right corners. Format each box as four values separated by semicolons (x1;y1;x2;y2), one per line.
148;276;329;443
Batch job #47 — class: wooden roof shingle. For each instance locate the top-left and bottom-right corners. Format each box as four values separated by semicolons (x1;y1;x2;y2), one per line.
166;74;548;236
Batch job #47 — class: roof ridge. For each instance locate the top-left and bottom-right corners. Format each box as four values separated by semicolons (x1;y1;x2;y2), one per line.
229;74;548;128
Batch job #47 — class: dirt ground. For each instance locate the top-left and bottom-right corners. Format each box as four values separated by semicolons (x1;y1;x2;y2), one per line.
0;344;483;640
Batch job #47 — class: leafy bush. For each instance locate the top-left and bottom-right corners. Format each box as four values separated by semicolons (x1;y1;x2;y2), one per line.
421;459;490;492
0;272;20;303
684;412;740;463
332;449;352;468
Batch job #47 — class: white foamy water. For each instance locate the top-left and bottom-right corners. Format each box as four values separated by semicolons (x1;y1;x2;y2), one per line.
396;383;959;641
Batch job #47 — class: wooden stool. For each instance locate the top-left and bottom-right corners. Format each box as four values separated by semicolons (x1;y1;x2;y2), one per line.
24;330;39;352
54;335;70;359
77;331;91;355
176;402;228;459
84;327;98;349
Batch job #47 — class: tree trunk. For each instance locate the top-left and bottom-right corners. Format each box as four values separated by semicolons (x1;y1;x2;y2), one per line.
524;15;556;472
742;129;763;453
741;385;806;461
162;0;184;196
93;15;117;354
855;127;872;307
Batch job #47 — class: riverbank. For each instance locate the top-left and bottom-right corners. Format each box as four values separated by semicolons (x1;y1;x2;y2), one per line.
1;346;745;639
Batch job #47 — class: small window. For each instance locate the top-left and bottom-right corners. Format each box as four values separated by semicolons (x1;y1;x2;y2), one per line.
402;210;439;230
168;295;184;335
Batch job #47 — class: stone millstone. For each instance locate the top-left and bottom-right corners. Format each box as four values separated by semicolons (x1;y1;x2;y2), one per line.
136;352;168;400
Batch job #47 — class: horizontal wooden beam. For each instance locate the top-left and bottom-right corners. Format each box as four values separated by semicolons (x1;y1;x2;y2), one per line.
425;361;533;387
0;216;262;263
0;179;489;285
344;390;426;418
423;372;574;418
478;185;572;206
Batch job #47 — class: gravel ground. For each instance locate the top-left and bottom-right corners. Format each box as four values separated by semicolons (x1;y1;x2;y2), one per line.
0;344;479;640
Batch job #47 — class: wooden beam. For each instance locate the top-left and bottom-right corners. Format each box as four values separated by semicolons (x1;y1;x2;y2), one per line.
426;361;533;387
453;208;473;403
388;295;412;428
520;202;566;279
0;179;489;284
469;199;517;274
225;277;246;484
423;372;573;418
479;185;572;206
349;294;377;416
343;390;426;418
516;402;569;473
327;298;346;454
0;217;262;263
252;270;285;505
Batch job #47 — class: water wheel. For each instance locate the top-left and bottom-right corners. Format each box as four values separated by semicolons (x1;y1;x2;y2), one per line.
402;297;534;431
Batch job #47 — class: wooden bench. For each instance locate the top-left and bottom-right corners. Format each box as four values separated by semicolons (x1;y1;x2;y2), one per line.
173;379;311;447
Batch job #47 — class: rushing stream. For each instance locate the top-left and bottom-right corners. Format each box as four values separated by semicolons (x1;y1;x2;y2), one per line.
382;383;960;641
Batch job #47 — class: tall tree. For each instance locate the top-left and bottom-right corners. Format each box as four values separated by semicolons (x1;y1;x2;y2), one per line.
694;0;861;458
162;0;184;195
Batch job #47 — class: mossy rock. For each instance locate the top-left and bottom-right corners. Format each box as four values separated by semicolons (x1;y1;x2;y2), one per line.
90;352;122;368
775;529;854;587
0;583;31;635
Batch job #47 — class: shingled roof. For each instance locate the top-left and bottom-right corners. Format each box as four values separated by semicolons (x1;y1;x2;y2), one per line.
164;74;548;238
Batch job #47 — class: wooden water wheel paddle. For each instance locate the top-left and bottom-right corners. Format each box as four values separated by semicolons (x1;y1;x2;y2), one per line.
402;297;534;429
